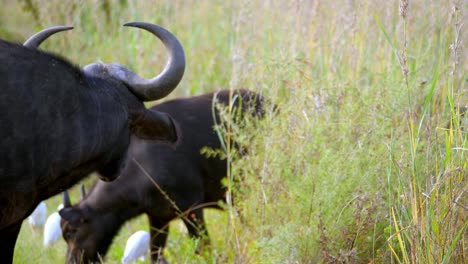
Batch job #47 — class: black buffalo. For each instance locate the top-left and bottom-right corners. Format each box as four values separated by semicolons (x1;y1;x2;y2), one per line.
59;89;266;263
0;22;185;262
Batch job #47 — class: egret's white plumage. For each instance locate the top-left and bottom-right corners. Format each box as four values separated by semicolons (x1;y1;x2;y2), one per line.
121;230;150;264
28;201;47;230
43;212;62;247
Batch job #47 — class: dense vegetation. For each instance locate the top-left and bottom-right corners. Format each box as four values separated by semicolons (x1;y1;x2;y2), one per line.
1;0;466;263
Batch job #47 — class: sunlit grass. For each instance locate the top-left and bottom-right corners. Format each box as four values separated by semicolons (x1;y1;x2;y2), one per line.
2;0;467;263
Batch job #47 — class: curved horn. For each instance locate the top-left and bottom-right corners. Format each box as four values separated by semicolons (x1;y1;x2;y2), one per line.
80;184;86;200
23;25;73;48
107;22;185;101
63;190;72;208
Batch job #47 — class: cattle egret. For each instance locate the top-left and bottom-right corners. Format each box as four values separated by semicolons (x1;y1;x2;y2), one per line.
121;231;150;264
43;212;62;247
28;201;47;230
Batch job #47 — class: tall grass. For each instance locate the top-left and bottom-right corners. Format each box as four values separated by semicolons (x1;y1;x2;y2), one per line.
1;0;466;263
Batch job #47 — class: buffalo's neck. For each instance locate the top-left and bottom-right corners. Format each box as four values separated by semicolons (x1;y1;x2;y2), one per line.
84;181;144;221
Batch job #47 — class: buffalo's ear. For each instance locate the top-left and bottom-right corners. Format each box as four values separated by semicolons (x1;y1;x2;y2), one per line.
59;208;86;226
130;109;179;144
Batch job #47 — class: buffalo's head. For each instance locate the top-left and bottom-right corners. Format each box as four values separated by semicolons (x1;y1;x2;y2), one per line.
26;23;185;182
59;189;112;264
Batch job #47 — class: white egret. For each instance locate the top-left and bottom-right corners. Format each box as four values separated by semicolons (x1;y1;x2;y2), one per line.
121;230;150;264
43;211;62;247
28;201;47;230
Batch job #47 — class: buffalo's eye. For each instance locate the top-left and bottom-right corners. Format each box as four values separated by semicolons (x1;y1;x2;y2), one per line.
64;232;71;240
64;228;76;240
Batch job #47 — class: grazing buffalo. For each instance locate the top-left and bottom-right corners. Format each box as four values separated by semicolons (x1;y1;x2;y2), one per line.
60;89;266;263
0;22;185;262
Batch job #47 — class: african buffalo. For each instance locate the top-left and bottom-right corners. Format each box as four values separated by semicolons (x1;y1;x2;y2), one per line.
59;89;266;263
0;22;185;262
